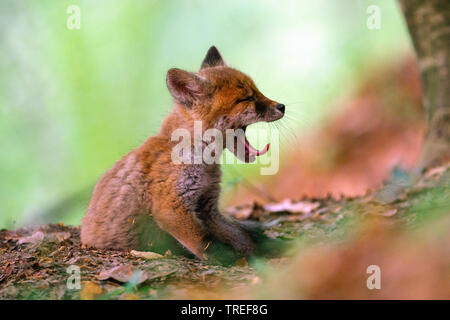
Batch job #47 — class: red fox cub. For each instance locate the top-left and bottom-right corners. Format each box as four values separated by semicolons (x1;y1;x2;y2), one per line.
81;46;285;259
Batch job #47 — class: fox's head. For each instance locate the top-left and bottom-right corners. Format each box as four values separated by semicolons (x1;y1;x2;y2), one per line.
166;46;285;163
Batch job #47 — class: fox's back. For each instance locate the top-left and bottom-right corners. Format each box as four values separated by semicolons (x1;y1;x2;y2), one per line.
80;136;170;249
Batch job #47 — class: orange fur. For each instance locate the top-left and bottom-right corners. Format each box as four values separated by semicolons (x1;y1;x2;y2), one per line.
81;46;284;258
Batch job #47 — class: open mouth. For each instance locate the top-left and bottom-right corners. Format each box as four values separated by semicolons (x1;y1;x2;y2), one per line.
240;125;270;157
229;125;270;162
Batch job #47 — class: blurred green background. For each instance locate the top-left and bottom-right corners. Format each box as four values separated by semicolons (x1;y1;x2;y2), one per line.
0;0;412;228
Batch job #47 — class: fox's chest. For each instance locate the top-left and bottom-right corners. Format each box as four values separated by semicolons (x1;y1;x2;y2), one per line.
176;164;222;214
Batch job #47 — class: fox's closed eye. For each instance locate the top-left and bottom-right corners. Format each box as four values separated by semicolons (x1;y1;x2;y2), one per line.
235;96;255;104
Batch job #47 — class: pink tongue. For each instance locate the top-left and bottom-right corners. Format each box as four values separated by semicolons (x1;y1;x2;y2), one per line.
244;137;270;156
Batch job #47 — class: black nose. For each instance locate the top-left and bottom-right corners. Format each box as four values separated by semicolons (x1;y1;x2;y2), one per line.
276;104;285;114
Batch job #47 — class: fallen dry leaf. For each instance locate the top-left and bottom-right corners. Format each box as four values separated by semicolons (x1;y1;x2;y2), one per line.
363;202;398;217
380;209;398;217
17;231;44;247
52;231;71;243
264;199;320;214
225;205;253;220
130;250;163;260
119;293;140;300
424;163;450;179
97;265;148;284
80;282;103;300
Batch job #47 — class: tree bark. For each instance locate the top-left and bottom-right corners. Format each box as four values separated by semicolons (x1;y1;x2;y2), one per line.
398;0;450;169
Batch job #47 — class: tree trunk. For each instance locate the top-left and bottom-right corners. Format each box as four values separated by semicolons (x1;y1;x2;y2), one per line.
398;0;450;169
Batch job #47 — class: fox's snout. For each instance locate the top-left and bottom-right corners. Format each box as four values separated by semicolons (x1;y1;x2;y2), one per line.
276;103;285;114
269;102;285;121
258;99;285;123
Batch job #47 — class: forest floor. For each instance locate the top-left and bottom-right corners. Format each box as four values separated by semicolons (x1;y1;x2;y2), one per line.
1;164;449;300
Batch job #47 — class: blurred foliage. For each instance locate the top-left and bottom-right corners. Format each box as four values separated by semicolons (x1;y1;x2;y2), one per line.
0;0;411;228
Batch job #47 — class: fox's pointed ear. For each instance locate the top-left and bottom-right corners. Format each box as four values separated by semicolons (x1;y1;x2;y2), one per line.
200;46;226;69
166;68;208;107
